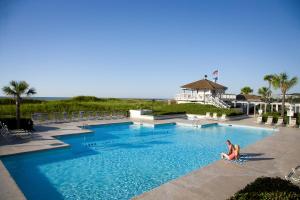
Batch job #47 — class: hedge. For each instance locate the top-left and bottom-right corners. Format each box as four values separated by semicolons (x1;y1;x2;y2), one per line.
0;118;33;131
229;177;300;200
262;112;300;125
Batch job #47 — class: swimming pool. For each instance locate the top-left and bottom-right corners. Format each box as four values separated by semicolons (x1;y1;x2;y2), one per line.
1;122;274;200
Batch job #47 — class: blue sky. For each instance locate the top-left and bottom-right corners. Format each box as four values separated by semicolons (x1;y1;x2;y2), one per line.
0;0;299;98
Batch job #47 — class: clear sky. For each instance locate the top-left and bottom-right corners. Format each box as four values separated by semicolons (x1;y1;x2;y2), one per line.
0;0;299;98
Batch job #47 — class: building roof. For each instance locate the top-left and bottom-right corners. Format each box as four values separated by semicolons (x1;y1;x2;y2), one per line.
236;94;262;102
181;79;227;90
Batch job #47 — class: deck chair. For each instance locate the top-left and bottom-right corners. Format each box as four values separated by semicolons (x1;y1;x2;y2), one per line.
212;113;218;120
288;118;297;128
71;112;78;122
62;112;69;123
87;111;95;120
95;111;100;120
104;111;112;120
265;116;273;125
220;114;227;121
32;113;43;125
205;112;211;119
275;117;284;126
79;111;85;121
256;116;263;124
285;165;300;185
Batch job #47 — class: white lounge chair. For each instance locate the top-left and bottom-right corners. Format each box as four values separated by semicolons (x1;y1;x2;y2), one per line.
285;166;300;185
275;117;284;126
256;116;263;124
212;113;218;120
205;112;211;119
288;118;297;128
79;111;85;121
220;114;227;121
265;116;273;125
71;112;78;122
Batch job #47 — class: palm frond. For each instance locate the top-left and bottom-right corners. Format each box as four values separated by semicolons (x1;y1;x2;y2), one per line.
2;86;16;96
263;74;274;82
287;77;298;89
26;87;36;96
271;75;280;89
18;81;29;93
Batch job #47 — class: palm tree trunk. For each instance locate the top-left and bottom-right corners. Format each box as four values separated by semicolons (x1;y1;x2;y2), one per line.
281;91;286;117
16;97;21;129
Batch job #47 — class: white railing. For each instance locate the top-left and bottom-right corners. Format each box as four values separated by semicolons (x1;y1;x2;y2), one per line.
175;93;204;101
175;93;230;108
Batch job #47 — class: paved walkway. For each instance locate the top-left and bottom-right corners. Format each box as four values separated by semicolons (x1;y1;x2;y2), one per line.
134;119;300;200
0;118;299;200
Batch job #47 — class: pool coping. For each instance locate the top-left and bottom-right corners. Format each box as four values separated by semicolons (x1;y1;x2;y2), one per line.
0;118;299;200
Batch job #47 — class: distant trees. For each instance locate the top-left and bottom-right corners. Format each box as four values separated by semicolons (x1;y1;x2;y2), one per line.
2;81;36;128
241;87;253;95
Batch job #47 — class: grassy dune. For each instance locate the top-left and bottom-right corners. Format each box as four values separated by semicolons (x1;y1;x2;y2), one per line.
0;96;242;118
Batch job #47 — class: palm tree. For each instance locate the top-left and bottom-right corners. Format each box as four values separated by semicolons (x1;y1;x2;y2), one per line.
2;81;36;129
272;73;298;117
258;87;269;102
241;86;253;95
263;74;274;103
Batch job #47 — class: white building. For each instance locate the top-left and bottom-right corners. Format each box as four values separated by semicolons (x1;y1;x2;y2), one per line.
175;78;231;108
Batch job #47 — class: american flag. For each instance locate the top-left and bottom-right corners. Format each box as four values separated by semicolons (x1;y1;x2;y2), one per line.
212;70;218;77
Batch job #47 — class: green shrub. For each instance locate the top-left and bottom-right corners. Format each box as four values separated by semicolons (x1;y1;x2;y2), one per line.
229;177;300;200
0;118;33;131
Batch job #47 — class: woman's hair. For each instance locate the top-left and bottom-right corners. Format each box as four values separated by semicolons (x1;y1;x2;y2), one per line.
234;145;240;155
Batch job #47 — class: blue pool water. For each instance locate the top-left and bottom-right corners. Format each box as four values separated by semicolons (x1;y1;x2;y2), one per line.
1;123;274;200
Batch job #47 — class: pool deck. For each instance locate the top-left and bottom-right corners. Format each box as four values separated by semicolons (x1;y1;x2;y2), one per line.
0;117;299;200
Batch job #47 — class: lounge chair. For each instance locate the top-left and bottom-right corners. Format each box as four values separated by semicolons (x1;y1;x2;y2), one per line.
285;166;300;185
220;114;227;121
71;112;78;122
275;117;284;126
79;111;85;121
32;113;43;124
288;118;297;128
62;112;70;123
212;113;218;120
87;111;95;120
205;112;211;119
104;112;112;120
256;116;263;124
265;116;273;125
0;122;32;140
53;112;61;123
95;111;104;120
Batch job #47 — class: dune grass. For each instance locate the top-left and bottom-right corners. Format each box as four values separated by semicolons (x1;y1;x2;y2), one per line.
0;96;242;118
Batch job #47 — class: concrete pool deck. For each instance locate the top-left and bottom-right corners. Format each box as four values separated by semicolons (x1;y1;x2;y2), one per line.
0;117;299;200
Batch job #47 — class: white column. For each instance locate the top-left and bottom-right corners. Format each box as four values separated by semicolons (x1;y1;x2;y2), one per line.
247;103;250;115
271;104;273;112
264;103;267;113
276;104;278;112
254;104;256;116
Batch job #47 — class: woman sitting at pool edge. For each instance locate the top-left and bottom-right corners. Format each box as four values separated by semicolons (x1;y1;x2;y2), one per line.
221;144;240;160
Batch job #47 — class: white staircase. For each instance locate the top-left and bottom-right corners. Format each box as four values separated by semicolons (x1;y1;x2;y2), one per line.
207;96;230;109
